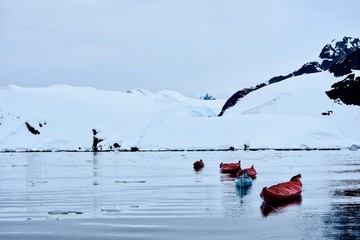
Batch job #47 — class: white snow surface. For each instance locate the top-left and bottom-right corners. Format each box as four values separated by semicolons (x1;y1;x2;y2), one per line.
1;71;360;152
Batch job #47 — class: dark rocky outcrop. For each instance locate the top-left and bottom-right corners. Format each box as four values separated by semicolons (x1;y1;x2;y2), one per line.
326;74;360;106
329;48;360;77
293;62;322;76
25;122;40;135
268;62;322;84
319;37;360;70
218;82;271;116
321;110;333;116
218;61;322;116
218;87;255;116
130;146;139;152
268;74;293;84
92;129;103;152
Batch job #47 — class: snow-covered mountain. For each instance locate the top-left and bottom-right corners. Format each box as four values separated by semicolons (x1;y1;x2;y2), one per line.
1;37;360;152
223;70;360;146
0;81;357;152
219;37;360;116
0;86;226;151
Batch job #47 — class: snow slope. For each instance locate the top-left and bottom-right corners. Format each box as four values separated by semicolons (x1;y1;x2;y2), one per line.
224;71;360;147
0;73;359;152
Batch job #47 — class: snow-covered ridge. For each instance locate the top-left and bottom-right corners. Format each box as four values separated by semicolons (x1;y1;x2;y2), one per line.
225;71;360;143
0;85;225;152
219;37;360;116
0;79;359;152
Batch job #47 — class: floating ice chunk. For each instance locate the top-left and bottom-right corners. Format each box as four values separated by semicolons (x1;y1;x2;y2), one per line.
101;205;121;212
48;210;83;215
350;144;359;151
115;180;146;183
100;209;121;212
48;210;69;215
300;144;309;150
68;211;83;214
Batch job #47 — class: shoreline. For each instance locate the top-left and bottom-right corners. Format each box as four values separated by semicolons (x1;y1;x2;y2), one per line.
0;146;354;153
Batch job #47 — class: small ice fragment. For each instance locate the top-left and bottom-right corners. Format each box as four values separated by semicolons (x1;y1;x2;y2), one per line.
48;210;83;215
101;205;121;212
115;180;146;183
48;210;69;215
68;211;83;214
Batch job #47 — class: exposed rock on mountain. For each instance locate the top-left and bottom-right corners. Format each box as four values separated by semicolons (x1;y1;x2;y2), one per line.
218;87;256;115
329;48;360;77
326;73;360;106
320;37;360;70
1;38;360;151
293;62;322;76
218;37;360;116
25;122;40;135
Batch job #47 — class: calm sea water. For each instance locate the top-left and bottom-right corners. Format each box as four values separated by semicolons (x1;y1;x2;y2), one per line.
0;150;359;239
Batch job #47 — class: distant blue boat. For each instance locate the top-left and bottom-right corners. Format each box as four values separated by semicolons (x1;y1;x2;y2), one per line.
235;173;252;188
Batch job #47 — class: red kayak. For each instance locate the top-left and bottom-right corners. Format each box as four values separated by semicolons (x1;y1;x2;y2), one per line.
193;159;204;170
237;165;257;178
260;174;302;204
220;161;241;174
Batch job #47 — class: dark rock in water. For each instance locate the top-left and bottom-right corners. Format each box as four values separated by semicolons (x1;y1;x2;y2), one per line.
92;128;103;152
326;74;360;106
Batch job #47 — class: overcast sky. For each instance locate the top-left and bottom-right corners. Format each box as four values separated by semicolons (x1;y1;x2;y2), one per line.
0;0;359;98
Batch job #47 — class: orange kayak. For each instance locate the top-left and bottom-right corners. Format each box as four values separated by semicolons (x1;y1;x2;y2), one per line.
193;159;204;170
220;161;241;174
260;174;302;204
238;165;257;178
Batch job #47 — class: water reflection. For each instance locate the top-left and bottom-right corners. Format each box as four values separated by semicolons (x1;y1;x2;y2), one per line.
323;203;360;239
323;184;360;238
219;173;237;182
235;185;252;197
260;196;302;217
26;153;42;183
193;168;204;173
322;158;360;239
92;152;98;186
